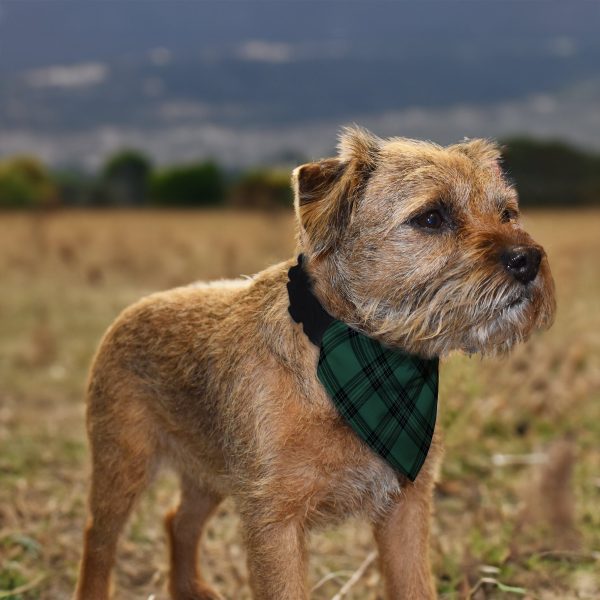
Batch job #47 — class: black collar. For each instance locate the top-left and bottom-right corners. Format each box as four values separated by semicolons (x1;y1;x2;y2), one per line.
287;254;334;347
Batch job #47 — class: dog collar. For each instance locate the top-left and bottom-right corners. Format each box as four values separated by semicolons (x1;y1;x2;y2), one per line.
287;254;439;481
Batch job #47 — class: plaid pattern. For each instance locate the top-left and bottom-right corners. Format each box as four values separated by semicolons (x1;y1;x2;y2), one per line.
317;321;438;481
287;254;439;482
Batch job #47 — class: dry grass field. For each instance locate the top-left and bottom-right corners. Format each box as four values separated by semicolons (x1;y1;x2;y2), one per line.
0;209;598;600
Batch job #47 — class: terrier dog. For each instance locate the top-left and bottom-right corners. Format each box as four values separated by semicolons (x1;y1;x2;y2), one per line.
75;127;555;600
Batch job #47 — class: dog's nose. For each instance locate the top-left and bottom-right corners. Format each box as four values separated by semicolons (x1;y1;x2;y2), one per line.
501;245;542;284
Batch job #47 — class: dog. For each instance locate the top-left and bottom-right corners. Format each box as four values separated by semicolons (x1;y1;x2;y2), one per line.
74;126;555;600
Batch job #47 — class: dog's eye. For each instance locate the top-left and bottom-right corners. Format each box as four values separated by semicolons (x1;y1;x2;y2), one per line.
501;208;518;223
413;210;444;230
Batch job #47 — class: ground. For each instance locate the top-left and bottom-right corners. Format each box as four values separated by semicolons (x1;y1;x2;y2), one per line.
0;209;598;600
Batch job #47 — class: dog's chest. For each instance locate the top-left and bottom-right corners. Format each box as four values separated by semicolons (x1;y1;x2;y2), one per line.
273;378;404;523
310;449;403;525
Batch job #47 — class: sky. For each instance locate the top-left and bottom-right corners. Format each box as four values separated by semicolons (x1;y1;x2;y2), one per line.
0;1;599;169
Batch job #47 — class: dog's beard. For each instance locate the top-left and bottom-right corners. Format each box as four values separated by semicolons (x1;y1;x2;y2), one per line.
461;294;537;356
360;267;555;358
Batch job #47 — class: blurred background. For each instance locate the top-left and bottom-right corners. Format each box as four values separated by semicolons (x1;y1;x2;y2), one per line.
0;2;598;599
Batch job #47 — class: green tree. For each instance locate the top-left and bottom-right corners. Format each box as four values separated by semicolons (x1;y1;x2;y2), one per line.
150;162;225;207
52;170;96;207
229;169;293;209
501;138;600;207
0;156;58;208
102;149;152;206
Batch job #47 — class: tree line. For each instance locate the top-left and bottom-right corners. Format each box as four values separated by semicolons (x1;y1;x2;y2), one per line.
1;137;599;209
0;152;294;210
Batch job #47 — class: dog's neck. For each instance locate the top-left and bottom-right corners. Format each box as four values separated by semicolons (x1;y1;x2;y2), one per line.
286;253;386;346
286;253;439;482
290;253;364;338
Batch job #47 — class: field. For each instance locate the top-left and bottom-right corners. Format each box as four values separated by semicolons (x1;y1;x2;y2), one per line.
0;209;598;600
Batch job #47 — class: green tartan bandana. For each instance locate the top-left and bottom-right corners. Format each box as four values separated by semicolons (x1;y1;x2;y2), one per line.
287;255;439;481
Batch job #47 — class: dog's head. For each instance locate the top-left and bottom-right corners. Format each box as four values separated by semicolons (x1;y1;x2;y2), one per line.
293;126;556;357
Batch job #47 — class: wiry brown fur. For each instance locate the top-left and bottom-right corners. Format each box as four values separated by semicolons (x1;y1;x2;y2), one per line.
75;126;555;600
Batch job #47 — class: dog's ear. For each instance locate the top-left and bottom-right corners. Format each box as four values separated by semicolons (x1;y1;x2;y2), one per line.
453;138;502;172
293;126;380;256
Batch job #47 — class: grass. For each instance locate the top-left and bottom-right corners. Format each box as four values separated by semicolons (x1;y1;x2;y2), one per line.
0;208;598;599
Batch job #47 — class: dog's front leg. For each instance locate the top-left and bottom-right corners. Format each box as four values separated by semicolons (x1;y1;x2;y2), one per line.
243;516;308;600
373;479;437;600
